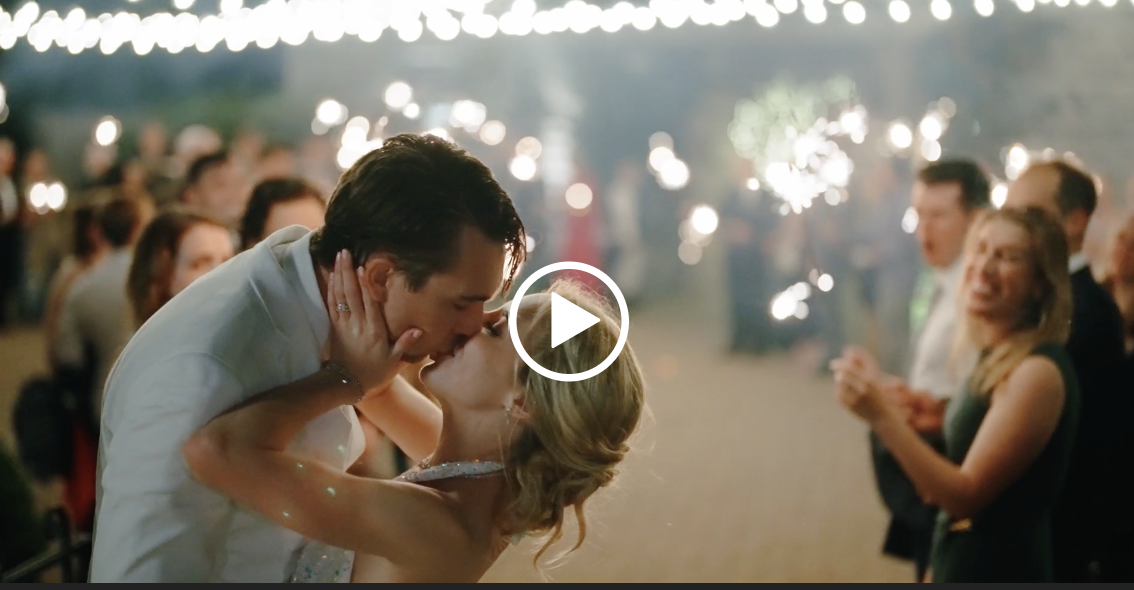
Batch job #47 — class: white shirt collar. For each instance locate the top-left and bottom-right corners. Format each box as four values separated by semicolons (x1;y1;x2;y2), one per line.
282;230;329;357
934;257;965;290
1069;252;1089;274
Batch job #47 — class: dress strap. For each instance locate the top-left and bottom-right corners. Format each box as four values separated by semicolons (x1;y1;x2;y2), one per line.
396;461;505;484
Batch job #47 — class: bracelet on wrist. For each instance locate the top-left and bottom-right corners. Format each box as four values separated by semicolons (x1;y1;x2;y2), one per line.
322;362;365;402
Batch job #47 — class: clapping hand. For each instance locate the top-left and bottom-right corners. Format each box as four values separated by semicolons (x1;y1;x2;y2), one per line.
904;391;948;434
829;346;896;426
326;250;422;397
835;346;946;433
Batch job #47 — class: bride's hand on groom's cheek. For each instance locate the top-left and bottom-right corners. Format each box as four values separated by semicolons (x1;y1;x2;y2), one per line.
327;250;422;393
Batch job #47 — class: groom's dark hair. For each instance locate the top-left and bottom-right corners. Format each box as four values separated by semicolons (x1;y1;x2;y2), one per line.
310;134;526;292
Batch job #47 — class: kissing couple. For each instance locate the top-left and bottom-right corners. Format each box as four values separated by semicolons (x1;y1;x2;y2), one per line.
89;134;646;583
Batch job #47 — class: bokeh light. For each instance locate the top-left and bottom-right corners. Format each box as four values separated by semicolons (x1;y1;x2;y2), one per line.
510;155;537;181
315;99;347;126
888;0;911;22
94;116;122;146
887;122;913;150
901;206;919;234
689;205;720;236
565;183;594;210
384;81;413;110
678;241;703;265
479;120;506;145
516;136;543;159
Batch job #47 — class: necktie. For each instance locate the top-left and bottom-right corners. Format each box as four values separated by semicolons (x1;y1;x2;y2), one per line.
909;269;937;337
907;270;943;378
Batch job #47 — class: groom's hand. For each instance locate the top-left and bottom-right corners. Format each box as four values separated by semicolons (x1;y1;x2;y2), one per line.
327;250;422;393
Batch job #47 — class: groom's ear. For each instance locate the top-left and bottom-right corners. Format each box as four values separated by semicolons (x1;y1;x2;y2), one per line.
360;256;397;304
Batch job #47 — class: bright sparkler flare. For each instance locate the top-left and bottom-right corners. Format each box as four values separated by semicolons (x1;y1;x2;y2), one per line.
759;118;858;214
729;77;864;216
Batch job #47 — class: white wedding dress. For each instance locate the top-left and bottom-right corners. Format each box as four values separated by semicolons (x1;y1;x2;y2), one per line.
289;461;509;583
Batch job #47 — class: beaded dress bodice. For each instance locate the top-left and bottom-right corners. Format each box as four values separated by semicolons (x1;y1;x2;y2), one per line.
288;461;506;583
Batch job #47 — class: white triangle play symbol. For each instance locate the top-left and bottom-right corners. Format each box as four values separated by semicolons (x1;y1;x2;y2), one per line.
550;292;601;348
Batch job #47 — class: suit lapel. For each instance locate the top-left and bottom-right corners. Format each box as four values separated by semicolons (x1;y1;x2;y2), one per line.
246;228;324;382
246;229;357;469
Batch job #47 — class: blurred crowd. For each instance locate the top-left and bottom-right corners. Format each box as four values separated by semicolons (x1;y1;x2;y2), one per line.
0;122;347;327
0;122;338;577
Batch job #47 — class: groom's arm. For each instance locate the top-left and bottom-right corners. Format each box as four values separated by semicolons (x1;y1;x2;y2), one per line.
90;353;244;582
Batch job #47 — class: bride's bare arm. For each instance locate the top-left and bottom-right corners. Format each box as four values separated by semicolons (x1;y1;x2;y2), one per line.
354;375;442;463
183;367;467;566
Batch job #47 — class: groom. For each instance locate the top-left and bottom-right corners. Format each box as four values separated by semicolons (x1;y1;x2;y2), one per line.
89;134;526;582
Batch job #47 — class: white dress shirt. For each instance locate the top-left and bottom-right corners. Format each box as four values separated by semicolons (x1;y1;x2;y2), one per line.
91;227;364;583
907;259;976;400
1069;251;1088;274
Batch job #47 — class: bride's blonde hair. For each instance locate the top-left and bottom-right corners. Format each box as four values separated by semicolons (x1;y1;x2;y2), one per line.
503;279;646;566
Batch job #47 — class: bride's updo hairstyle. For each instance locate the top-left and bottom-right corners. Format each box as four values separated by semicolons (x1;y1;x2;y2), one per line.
505;279;646;564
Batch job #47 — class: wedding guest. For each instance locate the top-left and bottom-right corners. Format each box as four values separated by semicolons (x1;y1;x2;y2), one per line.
1098;214;1134;580
19;149;71;319
238;178;325;251
255;143;297;183
137;121;180;207
181;151;249;229
1102;214;1134;353
1004;160;1128;581
102;159;155;203
866;160;989;581
834;207;1079;582
43;202;108;370
171;124;223;180
137;121;170;179
126;208;234;330
54;197;150;424
229;128;265;182
721;159;781;355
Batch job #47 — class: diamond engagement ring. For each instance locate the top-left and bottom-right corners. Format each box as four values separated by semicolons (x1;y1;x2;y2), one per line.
336;303;350;312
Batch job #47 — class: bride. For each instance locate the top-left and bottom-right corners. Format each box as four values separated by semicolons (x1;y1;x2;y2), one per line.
183;252;645;582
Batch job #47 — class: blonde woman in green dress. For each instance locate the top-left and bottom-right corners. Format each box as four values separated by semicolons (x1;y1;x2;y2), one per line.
833;207;1079;582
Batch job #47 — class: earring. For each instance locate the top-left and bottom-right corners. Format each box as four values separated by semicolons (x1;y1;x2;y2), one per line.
503;405;513;424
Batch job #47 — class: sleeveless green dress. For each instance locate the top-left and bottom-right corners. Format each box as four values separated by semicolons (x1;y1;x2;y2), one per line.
929;343;1081;582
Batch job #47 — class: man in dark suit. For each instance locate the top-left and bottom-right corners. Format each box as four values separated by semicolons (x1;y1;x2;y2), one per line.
1004;160;1129;582
860;161;990;581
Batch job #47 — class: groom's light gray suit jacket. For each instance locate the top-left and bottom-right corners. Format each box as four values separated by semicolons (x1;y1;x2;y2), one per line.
90;227;364;582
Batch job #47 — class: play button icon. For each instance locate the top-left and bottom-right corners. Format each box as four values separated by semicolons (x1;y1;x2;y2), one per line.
508;261;631;382
551;292;601;348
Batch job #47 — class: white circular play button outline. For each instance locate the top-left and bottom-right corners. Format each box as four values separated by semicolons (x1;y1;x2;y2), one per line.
508;261;630;382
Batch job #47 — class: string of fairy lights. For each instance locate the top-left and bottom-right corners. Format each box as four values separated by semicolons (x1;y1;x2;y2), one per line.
0;0;1129;56
5;1;1117;324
